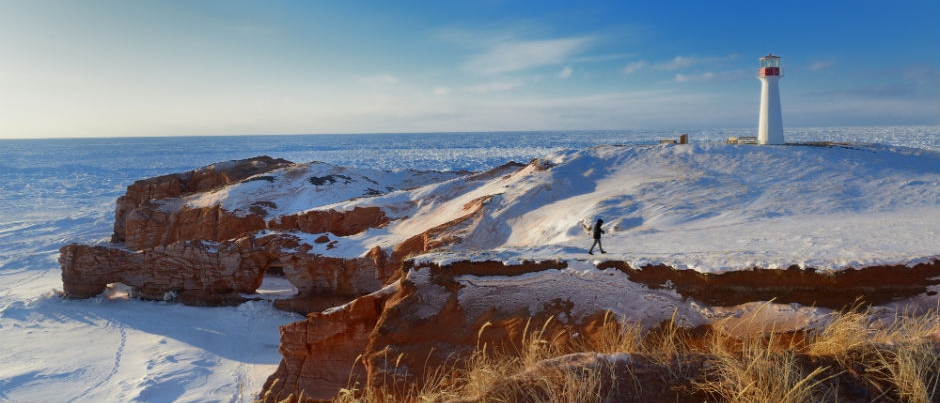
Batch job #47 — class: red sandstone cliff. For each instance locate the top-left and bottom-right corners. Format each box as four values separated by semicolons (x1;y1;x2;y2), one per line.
112;156;293;246
59;156;513;307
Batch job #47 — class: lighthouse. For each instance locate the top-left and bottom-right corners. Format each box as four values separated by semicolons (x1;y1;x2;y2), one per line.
757;53;784;145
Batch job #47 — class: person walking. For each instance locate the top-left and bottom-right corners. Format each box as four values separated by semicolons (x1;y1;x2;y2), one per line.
589;218;606;255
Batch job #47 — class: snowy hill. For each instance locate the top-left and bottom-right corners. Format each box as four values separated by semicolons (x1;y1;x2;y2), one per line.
252;142;940;272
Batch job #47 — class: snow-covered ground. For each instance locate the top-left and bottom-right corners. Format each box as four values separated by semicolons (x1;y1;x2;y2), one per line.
245;142;938;273
0;127;937;402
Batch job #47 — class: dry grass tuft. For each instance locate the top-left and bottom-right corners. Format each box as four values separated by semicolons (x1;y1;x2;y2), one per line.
582;310;643;355
698;332;837;403
805;304;871;358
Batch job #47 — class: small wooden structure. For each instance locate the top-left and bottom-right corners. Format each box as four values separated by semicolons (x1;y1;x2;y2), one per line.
659;134;689;145
726;136;758;145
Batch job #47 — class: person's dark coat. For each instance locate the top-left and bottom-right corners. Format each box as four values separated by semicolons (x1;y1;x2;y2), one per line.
592;219;604;239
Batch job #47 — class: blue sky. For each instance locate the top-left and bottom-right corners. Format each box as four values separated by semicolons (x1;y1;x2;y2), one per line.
1;0;937;138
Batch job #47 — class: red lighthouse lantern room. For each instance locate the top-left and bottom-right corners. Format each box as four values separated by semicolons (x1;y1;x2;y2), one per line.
759;53;782;77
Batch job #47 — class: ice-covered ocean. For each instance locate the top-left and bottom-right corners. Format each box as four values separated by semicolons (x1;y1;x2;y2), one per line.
0;126;937;402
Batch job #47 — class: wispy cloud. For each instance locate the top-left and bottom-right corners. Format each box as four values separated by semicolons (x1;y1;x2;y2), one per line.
624;54;739;74
462;36;594;75
809;59;836;71
558;66;573;79
901;64;934;80
466;81;524;93
574;53;632;64
674;69;749;83
623;60;646;74
655;55;699;70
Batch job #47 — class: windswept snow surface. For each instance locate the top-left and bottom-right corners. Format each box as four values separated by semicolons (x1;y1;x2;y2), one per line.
179;162;464;218
0;127;938;402
336;142;940;272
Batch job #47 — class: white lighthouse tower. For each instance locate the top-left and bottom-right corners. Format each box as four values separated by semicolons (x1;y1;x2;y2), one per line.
757;53;784;145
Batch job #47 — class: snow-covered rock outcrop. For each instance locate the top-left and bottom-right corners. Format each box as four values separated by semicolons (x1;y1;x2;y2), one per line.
58;144;940;401
59;155;472;306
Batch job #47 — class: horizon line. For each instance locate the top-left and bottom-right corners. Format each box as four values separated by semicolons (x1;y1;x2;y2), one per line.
2;124;937;141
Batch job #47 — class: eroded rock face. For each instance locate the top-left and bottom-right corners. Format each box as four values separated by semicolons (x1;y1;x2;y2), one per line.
112;156;292;244
60;236;268;304
61;156;420;308
123;204;268;251
60;231;402;307
262;284;398;402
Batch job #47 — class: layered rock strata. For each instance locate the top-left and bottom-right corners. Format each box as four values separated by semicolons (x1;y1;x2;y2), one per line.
59;156;468;307
113;156;293;248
